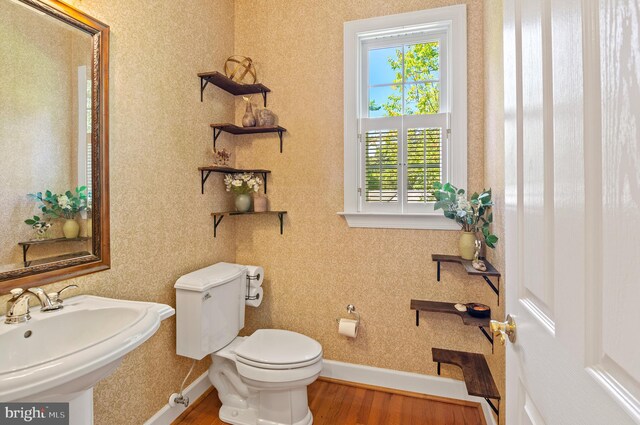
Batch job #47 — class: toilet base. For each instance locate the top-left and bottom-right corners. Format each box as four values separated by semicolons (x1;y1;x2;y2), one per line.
219;405;313;425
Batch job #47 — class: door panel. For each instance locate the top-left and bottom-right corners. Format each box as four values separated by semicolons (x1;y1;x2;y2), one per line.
505;0;640;423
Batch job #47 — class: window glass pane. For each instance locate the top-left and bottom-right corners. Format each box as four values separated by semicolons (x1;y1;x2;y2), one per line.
368;46;402;86
365;129;398;203
404;82;440;115
404;42;440;82
368;85;402;117
407;127;442;203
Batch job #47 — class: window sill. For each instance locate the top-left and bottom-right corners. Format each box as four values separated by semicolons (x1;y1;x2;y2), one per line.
337;212;460;230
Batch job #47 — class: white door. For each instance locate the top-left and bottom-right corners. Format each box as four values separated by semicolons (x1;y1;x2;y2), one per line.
504;0;640;424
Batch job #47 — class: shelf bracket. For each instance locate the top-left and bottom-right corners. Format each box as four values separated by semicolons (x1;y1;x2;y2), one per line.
485;398;500;419
212;128;222;150
260;172;268;194
479;326;495;353
277;212;285;234
22;245;30;266
277;129;284;153
482;276;500;305
200;77;209;102
201;170;213;194
213;214;224;238
415;310;420;326
261;90;268;107
437;260;441;282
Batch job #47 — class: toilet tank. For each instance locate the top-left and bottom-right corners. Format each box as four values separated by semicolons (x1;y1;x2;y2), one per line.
175;262;247;360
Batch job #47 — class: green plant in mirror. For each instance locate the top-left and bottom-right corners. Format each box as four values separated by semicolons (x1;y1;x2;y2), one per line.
432;182;499;248
28;186;88;220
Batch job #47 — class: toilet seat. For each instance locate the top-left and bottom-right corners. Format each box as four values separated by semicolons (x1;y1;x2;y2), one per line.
234;329;323;370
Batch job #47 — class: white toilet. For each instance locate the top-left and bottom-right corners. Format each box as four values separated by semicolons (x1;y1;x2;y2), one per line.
174;263;323;425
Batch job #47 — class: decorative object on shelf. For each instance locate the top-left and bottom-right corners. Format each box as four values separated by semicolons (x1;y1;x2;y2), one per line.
433;182;499;260
211;147;231;166
24;216;52;240
224;55;257;84
466;303;491;318
472;240;487;271
28;187;88;239
257;108;276;127
454;303;467;312
242;96;256;127
224;173;262;213
253;194;268;212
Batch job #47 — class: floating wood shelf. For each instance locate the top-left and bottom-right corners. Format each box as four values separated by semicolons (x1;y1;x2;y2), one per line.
432;348;501;419
211;210;287;237
18;237;91;265
198;166;271;195
411;300;493;350
432;254;501;304
210;123;287;153
198;71;271;106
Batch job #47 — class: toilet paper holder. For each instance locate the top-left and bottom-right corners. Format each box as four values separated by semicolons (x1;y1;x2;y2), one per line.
336;304;360;325
245;275;260;301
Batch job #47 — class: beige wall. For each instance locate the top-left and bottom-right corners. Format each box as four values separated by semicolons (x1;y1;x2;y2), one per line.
483;0;505;419
1;0;236;424
0;0;508;423
233;0;505;405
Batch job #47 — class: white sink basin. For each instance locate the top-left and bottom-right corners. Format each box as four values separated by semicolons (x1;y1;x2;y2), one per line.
0;294;174;416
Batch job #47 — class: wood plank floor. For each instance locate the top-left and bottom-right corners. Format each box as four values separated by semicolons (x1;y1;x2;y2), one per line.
174;378;486;425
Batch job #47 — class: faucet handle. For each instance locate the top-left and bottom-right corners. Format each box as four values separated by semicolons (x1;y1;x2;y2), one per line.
48;285;78;304
10;288;24;297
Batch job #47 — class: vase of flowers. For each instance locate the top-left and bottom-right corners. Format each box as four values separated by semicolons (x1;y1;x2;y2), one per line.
224;173;262;213
433;182;499;260
28;186;88;239
24;215;52;240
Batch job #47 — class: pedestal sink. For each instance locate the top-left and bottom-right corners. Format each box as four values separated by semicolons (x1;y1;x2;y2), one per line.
0;295;174;424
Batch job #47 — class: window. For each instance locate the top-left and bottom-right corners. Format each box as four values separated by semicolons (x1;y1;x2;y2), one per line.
341;5;467;229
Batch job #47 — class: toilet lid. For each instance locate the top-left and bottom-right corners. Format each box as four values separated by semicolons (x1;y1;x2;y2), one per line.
234;329;322;367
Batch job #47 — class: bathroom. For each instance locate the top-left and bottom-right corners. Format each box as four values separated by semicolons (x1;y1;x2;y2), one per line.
1;0;639;424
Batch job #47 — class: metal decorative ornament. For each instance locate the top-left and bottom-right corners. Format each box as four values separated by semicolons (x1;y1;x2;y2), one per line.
224;55;257;84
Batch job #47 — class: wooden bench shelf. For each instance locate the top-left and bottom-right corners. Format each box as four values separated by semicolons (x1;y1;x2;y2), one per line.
432;254;501;304
198;166;271;195
410;300;493;350
211;210;287;238
432;348;500;418
198;71;271;106
210;123;287;153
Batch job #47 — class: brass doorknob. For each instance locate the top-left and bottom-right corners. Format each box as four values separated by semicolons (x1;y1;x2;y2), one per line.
490;314;517;345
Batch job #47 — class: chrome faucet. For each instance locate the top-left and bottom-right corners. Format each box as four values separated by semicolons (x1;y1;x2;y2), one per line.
5;288;33;324
4;285;78;324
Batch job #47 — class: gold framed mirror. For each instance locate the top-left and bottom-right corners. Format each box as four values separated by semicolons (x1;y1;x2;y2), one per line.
0;0;109;291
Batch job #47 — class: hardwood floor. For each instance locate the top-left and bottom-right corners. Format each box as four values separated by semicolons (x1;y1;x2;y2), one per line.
173;378;486;425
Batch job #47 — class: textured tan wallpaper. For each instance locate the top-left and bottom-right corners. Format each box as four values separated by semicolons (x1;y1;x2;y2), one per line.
1;0;236;424
232;0;504;394
483;0;506;419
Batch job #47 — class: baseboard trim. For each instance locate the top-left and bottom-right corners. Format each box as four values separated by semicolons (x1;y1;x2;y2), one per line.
320;359;497;425
143;371;211;425
145;360;497;425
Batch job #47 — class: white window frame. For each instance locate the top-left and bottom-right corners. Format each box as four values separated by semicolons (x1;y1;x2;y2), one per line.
339;5;467;230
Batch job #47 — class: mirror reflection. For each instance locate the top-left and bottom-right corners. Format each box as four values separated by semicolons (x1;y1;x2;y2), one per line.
0;0;95;273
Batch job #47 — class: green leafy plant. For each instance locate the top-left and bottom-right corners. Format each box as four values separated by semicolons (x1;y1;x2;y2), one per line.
28;186;88;220
433;182;499;248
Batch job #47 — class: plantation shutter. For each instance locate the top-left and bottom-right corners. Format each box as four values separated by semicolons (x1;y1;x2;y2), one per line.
360;116;402;212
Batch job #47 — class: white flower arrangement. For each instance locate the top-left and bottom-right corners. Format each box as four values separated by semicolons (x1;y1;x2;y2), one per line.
224;173;262;195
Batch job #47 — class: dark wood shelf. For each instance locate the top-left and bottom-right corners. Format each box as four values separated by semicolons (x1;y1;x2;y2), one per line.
432;348;500;418
198;71;271;106
411;300;493;350
432;254;501;304
18;237;91;265
210;210;287;237
210;123;287;153
198;166;271;195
